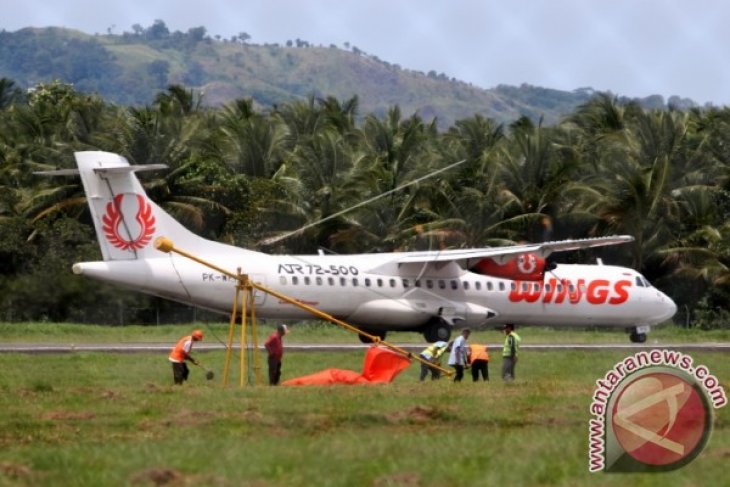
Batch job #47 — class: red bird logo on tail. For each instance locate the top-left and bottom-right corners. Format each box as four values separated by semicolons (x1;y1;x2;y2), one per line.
102;194;156;250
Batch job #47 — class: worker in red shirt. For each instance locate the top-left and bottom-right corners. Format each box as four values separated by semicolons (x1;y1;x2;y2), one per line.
264;324;288;385
168;330;203;385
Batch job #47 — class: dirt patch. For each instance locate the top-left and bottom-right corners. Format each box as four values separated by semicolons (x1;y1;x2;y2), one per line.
164;409;216;428
131;468;183;486
387;406;452;424
144;383;164;392
130;468;227;487
539;416;580;427
373;472;422;487
706;448;730;459
237;409;264;422
0;462;33;479
43;411;96;421
100;389;123;400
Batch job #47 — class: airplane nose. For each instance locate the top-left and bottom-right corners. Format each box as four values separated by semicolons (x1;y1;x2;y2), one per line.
659;292;677;322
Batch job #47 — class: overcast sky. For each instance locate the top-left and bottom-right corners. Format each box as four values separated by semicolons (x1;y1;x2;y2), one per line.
4;0;729;105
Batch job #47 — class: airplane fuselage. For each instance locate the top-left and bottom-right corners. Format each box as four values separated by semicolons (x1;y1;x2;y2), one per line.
74;246;677;332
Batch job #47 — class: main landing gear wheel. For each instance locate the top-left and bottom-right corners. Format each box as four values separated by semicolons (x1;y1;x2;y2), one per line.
423;319;451;343
630;331;647;343
359;330;386;344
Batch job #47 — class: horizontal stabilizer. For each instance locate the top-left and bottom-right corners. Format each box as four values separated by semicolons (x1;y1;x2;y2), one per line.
35;164;167;177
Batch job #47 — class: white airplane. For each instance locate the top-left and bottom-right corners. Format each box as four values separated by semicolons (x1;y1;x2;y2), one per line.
60;151;676;343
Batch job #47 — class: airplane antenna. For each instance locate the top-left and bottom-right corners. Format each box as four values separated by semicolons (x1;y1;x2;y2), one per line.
258;158;467;246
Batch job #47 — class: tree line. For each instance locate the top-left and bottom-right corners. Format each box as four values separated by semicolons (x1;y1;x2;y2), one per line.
0;78;728;328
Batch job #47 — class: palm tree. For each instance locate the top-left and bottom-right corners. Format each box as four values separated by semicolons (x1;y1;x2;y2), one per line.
153;84;202;117
0;78;23;110
347;108;443;251
218;98;287;178
318;95;359;138
494;118;587;243
273;95;326;145
273;128;366;252
588;110;708;274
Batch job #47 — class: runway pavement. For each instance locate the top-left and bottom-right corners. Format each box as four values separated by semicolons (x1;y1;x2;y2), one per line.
1;342;728;353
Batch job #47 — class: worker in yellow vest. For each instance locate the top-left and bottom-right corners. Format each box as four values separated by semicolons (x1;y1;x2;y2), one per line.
418;341;448;381
469;343;489;381
501;324;521;381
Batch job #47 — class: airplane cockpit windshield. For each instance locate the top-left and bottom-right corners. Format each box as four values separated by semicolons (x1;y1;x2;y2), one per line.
634;274;652;288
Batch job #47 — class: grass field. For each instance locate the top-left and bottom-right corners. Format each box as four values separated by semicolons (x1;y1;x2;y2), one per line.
0;324;728;486
1;321;729;344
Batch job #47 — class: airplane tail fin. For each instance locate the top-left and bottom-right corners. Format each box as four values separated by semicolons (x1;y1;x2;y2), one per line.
74;151;205;261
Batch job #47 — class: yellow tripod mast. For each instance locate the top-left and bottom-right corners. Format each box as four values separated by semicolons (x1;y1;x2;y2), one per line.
221;268;262;387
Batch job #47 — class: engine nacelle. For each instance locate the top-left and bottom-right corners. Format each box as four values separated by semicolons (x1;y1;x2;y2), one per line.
470;253;546;281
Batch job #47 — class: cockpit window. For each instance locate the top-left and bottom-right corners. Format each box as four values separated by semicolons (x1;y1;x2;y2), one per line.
635;275;652;288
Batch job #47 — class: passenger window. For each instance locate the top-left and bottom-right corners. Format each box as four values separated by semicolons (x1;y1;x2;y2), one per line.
304;276;311;285
280;276;287;285
377;278;383;287
292;276;299;285
340;277;347;286
475;281;481;291
390;279;396;288
487;282;493;291
451;280;458;290
316;277;323;286
403;279;409;288
415;279;421;288
439;280;446;289
328;277;334;286
426;280;433;289
352;278;359;287
365;278;371;287
499;282;505;291
463;281;470;290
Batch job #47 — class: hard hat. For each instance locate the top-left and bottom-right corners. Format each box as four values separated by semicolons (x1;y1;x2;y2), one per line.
192;330;204;340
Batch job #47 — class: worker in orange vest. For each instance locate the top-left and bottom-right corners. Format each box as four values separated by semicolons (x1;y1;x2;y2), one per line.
168;330;203;385
469;342;489;382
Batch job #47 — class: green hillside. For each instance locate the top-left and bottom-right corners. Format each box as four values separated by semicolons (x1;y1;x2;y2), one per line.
0;23;616;127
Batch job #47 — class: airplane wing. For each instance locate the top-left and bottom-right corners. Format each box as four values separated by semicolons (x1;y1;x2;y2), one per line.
396;235;634;266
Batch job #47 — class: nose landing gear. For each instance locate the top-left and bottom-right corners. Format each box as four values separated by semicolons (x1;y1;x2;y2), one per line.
628;326;650;343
